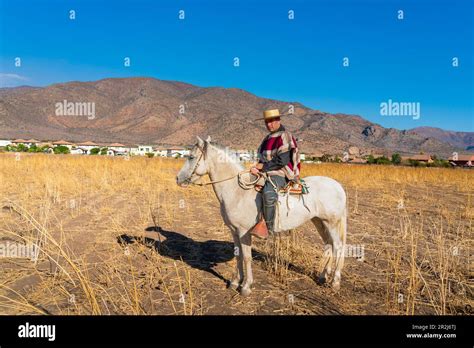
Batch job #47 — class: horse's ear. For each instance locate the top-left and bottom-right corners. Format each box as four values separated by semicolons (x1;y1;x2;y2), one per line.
196;136;205;150
206;136;211;143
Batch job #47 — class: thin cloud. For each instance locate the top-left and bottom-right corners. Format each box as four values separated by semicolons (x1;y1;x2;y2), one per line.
0;73;30;87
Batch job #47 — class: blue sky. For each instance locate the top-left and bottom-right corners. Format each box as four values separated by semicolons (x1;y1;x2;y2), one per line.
0;0;473;131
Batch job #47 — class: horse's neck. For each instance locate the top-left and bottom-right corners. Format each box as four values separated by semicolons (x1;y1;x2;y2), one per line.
208;155;245;204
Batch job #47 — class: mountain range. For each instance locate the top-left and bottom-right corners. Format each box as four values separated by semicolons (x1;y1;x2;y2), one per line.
0;77;472;156
407;127;473;151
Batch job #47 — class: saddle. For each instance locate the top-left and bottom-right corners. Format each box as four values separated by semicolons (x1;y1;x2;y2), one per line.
254;176;309;195
279;179;309;195
250;177;310;239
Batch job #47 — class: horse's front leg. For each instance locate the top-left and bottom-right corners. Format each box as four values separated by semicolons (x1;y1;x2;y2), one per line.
239;231;253;297
229;231;243;290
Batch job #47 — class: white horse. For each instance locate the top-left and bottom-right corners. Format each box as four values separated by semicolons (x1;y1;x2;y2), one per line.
176;136;347;296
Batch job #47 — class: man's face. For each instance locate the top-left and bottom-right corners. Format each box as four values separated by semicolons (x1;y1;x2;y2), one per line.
265;117;281;132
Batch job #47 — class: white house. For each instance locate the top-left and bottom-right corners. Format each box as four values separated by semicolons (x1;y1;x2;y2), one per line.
77;141;99;154
139;145;153;155
52;140;74;150
25;139;40;147
128;145;139;156
70;148;87;155
108;143;128;155
153;147;168;157
11;139;28;147
129;145;153;156
0;139;12;147
167;146;189;157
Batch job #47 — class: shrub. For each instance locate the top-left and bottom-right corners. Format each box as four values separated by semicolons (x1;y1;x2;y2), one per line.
27;144;39;153
376;156;391;165
39;145;51;153
89;148;100;155
391;153;402;165
53;145;70;154
321;154;332;163
16;143;28;152
429;159;451;168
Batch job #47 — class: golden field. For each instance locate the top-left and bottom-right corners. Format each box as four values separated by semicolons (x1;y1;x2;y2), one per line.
0;153;472;315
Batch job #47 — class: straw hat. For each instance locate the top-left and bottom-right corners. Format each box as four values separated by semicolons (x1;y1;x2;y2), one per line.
255;109;290;121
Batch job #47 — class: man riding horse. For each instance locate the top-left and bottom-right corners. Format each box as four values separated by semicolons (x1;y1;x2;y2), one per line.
176;113;347;293
249;109;300;239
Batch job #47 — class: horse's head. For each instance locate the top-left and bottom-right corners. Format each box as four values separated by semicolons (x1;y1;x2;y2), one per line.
176;136;211;187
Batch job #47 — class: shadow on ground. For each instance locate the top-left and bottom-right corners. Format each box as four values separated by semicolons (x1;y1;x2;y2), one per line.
117;226;316;287
117;227;260;285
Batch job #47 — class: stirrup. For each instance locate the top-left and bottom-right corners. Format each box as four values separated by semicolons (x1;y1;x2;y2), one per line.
250;218;268;239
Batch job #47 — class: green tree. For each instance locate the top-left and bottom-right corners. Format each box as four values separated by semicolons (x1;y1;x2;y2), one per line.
100;148;108;155
391;153;401;165
321;154;332;163
90;147;100;155
53;145;70;154
17;143;28;152
40;145;50;153
376;156;391;165
367;155;376;164
430;158;450;168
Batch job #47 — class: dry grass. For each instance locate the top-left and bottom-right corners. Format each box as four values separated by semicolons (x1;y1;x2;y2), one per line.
0;153;472;315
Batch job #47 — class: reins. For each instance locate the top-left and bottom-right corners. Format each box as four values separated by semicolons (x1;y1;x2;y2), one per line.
192;169;262;189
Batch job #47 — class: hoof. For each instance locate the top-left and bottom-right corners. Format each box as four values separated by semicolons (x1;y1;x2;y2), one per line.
240;287;252;297
228;281;240;290
317;275;327;285
332;281;341;291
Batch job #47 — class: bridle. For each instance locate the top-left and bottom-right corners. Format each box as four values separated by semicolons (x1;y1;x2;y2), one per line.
182;149;205;186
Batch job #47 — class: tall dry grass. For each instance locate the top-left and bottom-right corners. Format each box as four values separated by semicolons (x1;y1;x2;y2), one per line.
0;153;472;314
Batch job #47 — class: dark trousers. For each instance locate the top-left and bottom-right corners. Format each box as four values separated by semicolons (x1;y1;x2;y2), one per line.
262;175;287;233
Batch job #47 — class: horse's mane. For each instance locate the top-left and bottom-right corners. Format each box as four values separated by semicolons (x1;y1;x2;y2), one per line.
207;141;245;170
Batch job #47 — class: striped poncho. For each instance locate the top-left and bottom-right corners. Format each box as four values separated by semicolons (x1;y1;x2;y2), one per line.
257;125;301;181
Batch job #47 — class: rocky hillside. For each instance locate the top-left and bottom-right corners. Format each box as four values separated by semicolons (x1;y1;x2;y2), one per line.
0;77;467;156
409;127;474;151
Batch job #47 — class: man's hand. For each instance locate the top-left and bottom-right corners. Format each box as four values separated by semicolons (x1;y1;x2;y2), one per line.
250;162;264;176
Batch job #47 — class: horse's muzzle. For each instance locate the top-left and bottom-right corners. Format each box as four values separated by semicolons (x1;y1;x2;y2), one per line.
176;176;189;187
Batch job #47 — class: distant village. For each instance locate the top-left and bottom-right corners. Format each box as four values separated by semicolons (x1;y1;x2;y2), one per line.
0;138;472;168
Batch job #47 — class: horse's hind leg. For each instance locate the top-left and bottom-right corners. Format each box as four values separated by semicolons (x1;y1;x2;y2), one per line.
312;217;333;284
324;219;345;291
332;213;347;290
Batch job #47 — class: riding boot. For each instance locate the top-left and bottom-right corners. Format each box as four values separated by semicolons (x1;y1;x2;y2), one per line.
263;201;276;234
